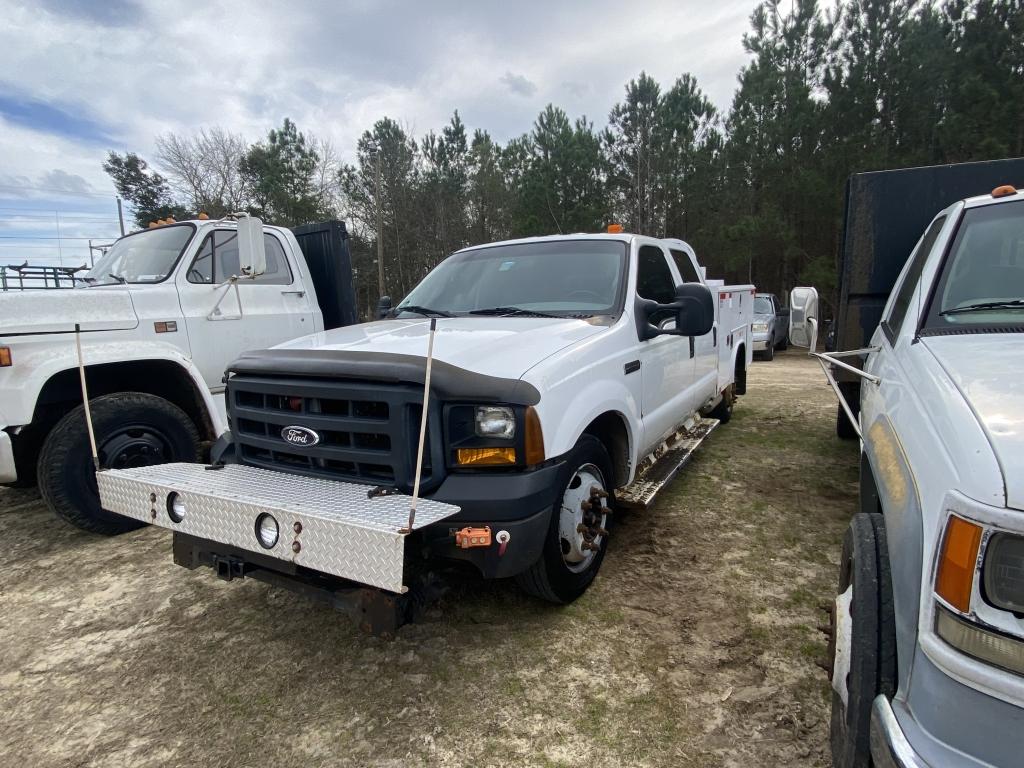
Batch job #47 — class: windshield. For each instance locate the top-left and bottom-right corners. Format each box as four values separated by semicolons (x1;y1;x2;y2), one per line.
82;224;194;285
396;240;628;317
754;296;773;314
923;201;1024;331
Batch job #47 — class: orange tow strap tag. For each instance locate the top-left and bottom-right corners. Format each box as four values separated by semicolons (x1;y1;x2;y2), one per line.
455;526;492;549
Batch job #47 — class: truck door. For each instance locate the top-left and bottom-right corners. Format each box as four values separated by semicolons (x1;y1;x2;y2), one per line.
176;228;315;390
636;244;696;453
669;247;717;406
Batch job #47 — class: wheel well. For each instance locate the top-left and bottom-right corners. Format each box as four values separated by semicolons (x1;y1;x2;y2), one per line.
734;344;747;395
582;412;630;488
33;360;215;441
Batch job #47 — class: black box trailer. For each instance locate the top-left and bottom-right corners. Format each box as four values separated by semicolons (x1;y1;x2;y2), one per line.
830;157;1024;437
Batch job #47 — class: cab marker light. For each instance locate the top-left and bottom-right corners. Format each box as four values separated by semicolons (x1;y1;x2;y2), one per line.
991;185;1017;198
935;514;983;613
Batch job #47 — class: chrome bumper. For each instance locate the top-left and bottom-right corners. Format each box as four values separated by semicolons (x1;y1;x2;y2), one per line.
871;695;931;768
0;429;15;484
96;463;461;593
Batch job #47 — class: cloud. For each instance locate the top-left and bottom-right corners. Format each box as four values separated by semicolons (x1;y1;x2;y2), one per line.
500;71;538;98
0;0;758;195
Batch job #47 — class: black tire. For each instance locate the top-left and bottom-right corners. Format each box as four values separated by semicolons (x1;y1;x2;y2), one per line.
830;513;897;768
708;384;735;424
38;392;200;535
763;338;775;361
836;382;861;440
516;434;614;604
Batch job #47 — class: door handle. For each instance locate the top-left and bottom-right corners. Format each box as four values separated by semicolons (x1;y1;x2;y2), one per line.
281;290;306;297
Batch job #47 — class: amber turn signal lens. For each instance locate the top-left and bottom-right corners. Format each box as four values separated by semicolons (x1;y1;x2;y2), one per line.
456;447;516;466
525;406;545;465
936;515;983;613
0;347;10;367
991;185;1017;198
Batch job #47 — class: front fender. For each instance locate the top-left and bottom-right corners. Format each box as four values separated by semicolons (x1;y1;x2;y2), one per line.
536;378;639;483
0;337;224;435
863;414;924;700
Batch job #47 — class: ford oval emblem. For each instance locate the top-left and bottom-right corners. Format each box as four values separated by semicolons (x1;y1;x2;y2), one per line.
281;425;320;447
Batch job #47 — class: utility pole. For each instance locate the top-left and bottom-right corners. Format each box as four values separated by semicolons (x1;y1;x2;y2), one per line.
374;150;385;299
116;197;126;236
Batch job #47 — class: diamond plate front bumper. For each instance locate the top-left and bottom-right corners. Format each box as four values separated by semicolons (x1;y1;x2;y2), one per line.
96;463;461;593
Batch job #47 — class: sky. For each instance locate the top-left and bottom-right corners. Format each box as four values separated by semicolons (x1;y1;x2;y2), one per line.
0;0;758;270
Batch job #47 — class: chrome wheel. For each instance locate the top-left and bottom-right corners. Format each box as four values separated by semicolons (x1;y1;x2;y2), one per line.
558;463;608;573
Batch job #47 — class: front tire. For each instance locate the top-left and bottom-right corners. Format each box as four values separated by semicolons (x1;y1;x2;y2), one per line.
829;513;896;768
38;392;200;535
516;435;613;604
763;338;775;361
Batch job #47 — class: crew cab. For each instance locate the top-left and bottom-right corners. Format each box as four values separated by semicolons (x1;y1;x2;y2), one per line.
0;217;355;534
93;231;753;630
792;185;1024;767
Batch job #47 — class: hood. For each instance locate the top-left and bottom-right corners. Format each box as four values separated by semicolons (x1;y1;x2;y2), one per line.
272;316;606;380
924;336;1024;510
0;288;139;336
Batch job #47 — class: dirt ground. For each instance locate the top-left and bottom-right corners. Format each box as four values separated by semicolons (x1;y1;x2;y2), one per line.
0;350;859;768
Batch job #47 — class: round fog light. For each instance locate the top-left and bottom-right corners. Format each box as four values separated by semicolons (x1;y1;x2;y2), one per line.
166;492;186;523
255;513;279;549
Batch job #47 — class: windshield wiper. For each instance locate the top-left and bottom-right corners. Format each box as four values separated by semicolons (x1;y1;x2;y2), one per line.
394;305;453;318
940;299;1024;316
469;306;560;318
107;272;127;284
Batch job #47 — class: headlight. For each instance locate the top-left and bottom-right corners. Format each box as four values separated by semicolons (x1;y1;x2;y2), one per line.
983;533;1024;613
752;322;768;332
475;406;515;439
166;492;186;522
255;513;279;549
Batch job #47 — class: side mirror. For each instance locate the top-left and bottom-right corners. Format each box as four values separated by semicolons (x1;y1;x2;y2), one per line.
376;295;393;319
637;283;715;341
236;214;266;277
789;286;819;350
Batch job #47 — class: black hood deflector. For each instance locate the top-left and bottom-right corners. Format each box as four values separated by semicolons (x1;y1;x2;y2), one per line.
227;348;541;406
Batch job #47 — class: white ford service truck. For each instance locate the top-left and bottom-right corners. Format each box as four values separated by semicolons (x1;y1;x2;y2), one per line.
792;184;1024;768
95;231;753;632
0;217;356;533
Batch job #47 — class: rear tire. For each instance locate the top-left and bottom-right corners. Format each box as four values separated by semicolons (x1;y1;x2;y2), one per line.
778;334;788;351
763;339;775;361
829;513;897;768
516;434;613;604
836;381;861;440
708;384;735;424
38;392;200;535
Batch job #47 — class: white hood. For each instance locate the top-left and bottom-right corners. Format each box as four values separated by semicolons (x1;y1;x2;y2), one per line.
274;317;606;380
925;336;1024;511
0;288;139;335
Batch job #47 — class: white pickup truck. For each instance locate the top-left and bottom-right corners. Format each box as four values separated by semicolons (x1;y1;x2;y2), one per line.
792;184;1024;768
0;217;356;533
93;230;753;631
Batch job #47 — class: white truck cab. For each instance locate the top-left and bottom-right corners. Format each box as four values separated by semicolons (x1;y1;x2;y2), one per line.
795;185;1024;768
0;217;356;534
93;231;753;632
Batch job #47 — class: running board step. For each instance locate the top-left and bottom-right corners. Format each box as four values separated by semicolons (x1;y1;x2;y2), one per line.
615;417;719;510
